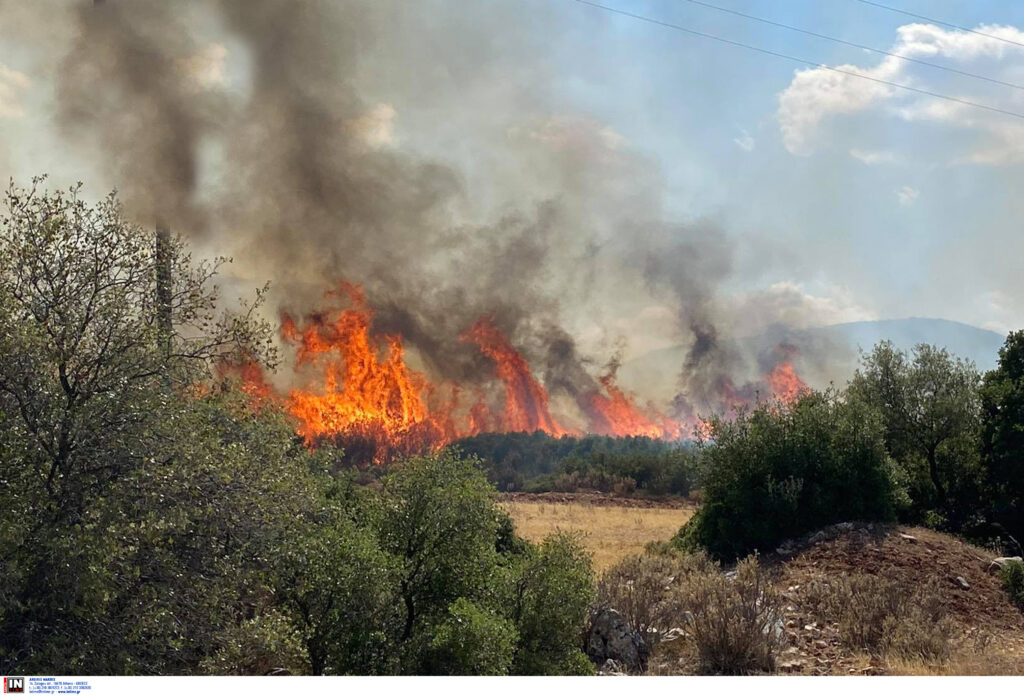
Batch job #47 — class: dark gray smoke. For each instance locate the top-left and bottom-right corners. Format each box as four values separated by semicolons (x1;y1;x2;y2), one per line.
19;0;822;422
57;0;220;234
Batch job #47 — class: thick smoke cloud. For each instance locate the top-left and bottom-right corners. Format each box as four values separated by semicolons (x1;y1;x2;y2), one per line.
15;0;824;421
57;0;219;235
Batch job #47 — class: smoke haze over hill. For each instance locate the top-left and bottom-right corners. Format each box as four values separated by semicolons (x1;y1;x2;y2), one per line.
1;0;1020;432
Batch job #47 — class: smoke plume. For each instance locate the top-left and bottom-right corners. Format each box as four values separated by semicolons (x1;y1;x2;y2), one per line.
6;0;829;427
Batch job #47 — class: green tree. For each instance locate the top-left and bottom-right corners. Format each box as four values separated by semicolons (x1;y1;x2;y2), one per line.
980;331;1024;550
848;341;983;527
377;452;505;670
677;390;897;560
421;598;517;675
508;532;595;675
0;180;273;523
0;181;278;673
271;507;399;675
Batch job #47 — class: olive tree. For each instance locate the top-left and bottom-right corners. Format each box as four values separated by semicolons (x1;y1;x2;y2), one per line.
0;180;279;673
0;179;275;521
980;331;1024;551
848;341;983;526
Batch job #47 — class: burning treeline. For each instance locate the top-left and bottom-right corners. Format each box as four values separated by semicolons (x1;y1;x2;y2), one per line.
231;282;806;463
23;0;814;461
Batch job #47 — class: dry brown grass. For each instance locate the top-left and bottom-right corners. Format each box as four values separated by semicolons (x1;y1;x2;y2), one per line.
499;498;694;571
884;639;1024;676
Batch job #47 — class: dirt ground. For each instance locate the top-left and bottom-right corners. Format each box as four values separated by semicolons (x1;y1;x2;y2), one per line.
651;522;1024;676
770;524;1024;675
501;493;1024;675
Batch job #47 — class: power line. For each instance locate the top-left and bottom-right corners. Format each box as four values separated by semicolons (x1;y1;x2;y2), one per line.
854;0;1024;51
681;0;1024;92
572;0;1024;122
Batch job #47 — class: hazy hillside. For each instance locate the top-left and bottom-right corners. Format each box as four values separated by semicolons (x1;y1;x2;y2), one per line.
620;318;1007;399
790;318;1005;371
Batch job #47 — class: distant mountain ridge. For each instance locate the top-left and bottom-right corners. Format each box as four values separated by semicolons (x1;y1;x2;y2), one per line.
618;318;1007;400
801;318;1006;371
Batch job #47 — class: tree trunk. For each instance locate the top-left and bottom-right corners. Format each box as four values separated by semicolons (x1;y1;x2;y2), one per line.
402;585;415;642
927;444;947;510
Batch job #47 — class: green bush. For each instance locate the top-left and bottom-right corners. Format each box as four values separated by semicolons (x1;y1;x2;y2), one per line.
453;431;694;495
199;611;309;675
271;513;399;675
676;390;898;560
378;452;503;663
510;532;596;675
423;599;517;675
1001;560;1024;610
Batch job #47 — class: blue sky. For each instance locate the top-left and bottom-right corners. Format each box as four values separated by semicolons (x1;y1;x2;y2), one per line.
543;0;1024;334
327;0;1024;337
2;0;1024;346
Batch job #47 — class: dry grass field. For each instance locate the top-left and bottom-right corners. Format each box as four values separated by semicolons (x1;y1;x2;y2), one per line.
500;497;1024;675
498;493;695;571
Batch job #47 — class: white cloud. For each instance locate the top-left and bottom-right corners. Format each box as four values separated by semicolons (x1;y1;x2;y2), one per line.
778;58;898;155
0;63;31;119
777;22;1024;161
733;130;755;152
897;185;919;206
849;148;900;165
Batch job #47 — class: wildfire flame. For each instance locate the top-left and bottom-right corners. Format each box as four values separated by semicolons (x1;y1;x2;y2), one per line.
765;345;809;404
228;282;810;463
583;371;684;440
274;283;457;460
460;317;570;437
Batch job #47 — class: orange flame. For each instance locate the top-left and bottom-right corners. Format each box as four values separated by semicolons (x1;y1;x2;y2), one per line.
461;317;570;437
220;357;274;404
225;283;811;462
765;346;808;404
278;283;456;461
584;372;684;440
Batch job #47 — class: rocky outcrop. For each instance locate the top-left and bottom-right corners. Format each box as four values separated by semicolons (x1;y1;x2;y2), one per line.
987;557;1023;574
586;608;647;673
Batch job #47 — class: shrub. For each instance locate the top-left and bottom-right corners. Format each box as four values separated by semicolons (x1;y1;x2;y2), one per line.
378;452;502;657
1001;559;1024;610
510;532;596;675
596;550;712;648
422;599;517;676
453;431;695;495
199;611;308;675
272;514;399;675
676;390;897;560
675;554;781;674
802;573;953;660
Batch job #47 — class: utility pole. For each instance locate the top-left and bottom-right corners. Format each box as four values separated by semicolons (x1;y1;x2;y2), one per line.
155;224;173;361
92;0;173;363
